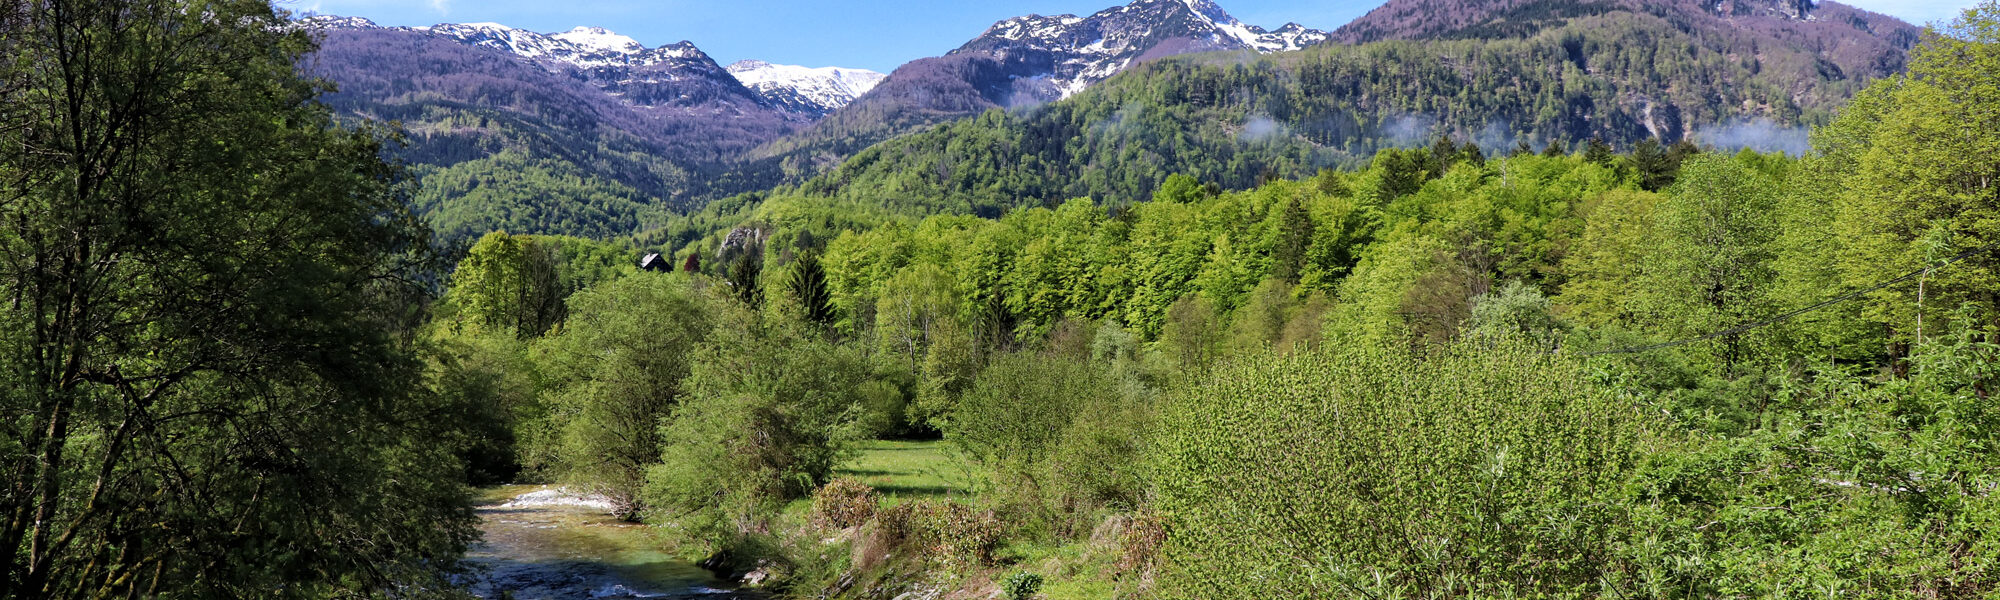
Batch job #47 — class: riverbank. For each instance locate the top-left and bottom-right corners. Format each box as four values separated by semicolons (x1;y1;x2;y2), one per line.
697;441;1158;600
464;485;760;599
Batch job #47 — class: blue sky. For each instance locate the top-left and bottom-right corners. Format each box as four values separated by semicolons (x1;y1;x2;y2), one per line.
285;0;1982;73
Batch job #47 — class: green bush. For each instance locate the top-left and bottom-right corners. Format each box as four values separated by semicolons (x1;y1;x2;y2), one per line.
1155;341;1645;598
1611;327;2000;596
1002;571;1045;600
950;352;1153;534
645;312;878;538
949;353;1111;475
534;273;718;518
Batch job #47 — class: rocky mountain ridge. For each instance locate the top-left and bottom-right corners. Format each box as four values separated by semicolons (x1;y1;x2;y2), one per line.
307;16;881;116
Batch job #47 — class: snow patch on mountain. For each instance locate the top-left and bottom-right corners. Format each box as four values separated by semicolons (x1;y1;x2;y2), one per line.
308;16;709;70
553;26;645;55
955;0;1329;99
727;60;887;116
304;15;814;119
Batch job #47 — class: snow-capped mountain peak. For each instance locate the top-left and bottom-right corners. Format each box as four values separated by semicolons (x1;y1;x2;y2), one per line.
953;0;1328;99
727;60;888;117
554;26;644;55
310;16;704;69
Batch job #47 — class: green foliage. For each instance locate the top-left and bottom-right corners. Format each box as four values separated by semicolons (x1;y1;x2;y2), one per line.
793;10;1882;215
425;328;541;486
441;232;638;338
1774;2;2000;355
1558;188;1662;327
0;0;475;596
415;150;669;242
949;352;1153;535
1467;279;1566;344
448;232;565;336
785;251;836;327
1612;324;2000;596
645;311;877;538
950;354;1112;475
535;274;718;518
1002;571;1046;600
1156;341;1645;599
1643;154;1785;367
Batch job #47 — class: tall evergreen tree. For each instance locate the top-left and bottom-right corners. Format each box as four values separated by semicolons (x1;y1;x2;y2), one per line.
1272;197;1317;283
1542;139;1568;158
1627;138;1675;191
1585;137;1617;166
1461;140;1488;166
729;253;764;306
789;252;837;327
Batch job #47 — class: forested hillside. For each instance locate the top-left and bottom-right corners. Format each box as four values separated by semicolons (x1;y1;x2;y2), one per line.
10;0;1998;599
422;5;2000;597
785;3;1915;214
740;0;1326;179
312;25;807;241
303;0;1916;244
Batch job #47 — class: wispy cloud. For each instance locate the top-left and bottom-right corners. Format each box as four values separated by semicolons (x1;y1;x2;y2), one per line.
430;0;449;16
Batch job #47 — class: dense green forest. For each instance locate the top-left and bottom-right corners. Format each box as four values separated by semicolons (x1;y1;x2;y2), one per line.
433;4;2000;596
358;0;1913;244
5;0;2000;599
780;7;1891;216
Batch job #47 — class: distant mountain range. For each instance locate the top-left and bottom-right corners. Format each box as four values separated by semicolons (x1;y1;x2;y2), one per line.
778;0;1921;216
309;17;883;118
743;0;1331;177
726;61;888;117
303;0;1921;241
954;0;1329;100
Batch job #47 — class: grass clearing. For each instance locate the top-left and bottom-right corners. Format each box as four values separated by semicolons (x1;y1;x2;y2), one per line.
836;440;983;502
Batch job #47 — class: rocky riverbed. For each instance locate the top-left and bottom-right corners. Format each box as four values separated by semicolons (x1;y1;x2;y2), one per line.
462;485;759;600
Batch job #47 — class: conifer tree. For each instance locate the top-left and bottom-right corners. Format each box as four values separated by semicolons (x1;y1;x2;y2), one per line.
1272;197;1317;283
1585;137;1617;166
1627;138;1675;191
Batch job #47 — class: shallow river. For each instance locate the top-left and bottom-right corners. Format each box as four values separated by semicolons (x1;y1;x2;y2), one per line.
462;485;760;600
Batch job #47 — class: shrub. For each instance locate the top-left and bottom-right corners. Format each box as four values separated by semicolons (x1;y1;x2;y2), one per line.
810;478;880;530
535;274;718;519
644;312;878;539
1117;512;1168;575
911;501;1004;567
848;499;1003;568
1155;341;1644;598
950;353;1114;476
1001;571;1045;600
951;351;1147;534
1041;381;1155;535
850;502;914;571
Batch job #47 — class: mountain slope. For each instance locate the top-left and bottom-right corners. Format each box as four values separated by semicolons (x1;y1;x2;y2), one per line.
743;0;1326;177
781;0;1918;216
1331;0;1916;79
308;18;810;239
727;61;887;118
954;0;1328;98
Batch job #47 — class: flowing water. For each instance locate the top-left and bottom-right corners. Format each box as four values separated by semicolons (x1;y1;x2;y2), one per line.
463;485;759;600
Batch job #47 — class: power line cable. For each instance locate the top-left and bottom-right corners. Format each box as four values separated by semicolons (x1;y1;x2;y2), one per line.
1582;240;2000;356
